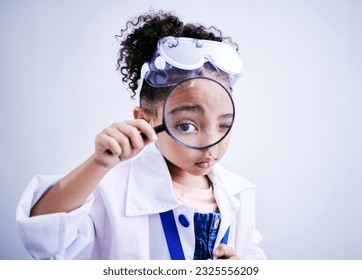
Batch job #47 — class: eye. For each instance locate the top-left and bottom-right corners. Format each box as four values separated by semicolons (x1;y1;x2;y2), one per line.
176;121;198;133
219;123;232;131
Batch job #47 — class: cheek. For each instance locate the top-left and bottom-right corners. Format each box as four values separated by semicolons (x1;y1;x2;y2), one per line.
222;132;232;147
223;132;232;146
215;133;232;157
156;132;198;161
156;132;182;155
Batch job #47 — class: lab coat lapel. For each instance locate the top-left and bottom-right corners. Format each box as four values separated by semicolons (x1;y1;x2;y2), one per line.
213;185;240;247
208;166;246;247
125;144;181;216
170;206;195;260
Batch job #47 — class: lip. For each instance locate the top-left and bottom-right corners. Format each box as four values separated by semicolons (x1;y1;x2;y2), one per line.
195;158;217;169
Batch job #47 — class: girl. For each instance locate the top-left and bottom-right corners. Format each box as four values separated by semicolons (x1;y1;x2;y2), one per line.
16;10;266;260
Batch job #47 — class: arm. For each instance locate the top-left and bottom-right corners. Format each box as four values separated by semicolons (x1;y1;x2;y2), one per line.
30;119;157;216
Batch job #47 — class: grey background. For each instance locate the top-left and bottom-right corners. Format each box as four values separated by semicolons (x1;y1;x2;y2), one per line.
1;0;361;259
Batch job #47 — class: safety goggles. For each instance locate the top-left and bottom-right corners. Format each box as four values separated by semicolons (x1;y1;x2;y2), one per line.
143;36;245;88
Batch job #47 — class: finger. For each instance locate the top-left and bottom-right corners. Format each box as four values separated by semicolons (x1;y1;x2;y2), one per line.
213;246;225;259
213;244;239;260
111;123;145;151
125;119;158;143
96;133;122;157
104;127;132;158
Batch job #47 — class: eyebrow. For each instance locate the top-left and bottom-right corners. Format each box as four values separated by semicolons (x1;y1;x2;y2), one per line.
219;113;234;120
168;104;203;115
168;105;234;120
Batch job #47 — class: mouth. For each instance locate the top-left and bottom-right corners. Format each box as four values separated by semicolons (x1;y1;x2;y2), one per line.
195;158;218;169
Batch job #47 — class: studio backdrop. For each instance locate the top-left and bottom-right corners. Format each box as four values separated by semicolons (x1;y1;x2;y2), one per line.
1;0;361;259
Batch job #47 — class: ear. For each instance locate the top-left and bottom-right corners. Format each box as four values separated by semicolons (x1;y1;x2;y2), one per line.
133;106;152;122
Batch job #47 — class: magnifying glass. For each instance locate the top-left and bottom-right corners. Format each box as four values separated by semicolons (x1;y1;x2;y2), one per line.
152;76;235;150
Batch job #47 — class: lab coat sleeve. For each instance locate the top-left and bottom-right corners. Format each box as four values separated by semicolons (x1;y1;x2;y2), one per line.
16;175;96;259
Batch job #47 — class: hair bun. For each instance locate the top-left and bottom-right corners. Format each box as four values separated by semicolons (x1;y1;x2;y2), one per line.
116;11;184;96
116;10;233;98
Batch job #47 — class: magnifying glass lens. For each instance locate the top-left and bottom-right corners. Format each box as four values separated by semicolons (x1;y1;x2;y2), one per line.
163;77;234;149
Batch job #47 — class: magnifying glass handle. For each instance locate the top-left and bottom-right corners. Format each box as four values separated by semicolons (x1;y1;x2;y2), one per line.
106;124;165;156
153;124;166;134
140;123;165;139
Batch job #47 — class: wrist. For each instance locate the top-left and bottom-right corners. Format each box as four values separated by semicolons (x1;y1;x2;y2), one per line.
90;154;114;172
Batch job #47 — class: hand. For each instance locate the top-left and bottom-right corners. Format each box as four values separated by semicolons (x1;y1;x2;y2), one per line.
94;119;157;169
213;244;240;260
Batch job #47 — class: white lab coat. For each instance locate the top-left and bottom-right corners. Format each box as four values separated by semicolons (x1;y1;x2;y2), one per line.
16;143;266;260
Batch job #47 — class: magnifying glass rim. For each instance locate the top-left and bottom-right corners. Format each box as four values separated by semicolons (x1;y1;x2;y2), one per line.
162;76;235;150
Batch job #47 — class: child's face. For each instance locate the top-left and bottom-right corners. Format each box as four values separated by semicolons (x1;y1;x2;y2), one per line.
151;77;232;177
157;126;231;177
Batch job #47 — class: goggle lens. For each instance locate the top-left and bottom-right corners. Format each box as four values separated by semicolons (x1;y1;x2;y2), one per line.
144;36;245;88
159;37;244;74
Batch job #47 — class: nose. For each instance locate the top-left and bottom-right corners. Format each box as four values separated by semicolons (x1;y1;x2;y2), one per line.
198;126;223;147
203;142;218;152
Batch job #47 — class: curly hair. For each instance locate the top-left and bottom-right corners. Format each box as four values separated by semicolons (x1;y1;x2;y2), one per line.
116;10;238;111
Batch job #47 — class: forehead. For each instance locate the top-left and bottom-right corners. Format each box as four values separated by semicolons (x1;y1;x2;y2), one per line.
168;78;230;106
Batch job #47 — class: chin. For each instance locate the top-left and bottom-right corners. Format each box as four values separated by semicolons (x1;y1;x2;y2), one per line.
188;167;212;177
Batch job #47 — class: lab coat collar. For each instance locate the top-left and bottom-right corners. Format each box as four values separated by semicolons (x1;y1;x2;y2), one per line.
208;164;254;246
125;143;254;217
125;144;181;216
